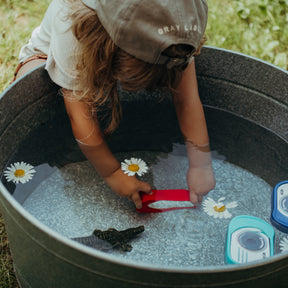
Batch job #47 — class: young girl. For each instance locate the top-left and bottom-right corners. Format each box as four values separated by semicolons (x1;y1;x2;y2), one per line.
14;0;216;209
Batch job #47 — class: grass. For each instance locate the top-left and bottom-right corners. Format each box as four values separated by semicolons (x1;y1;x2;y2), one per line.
0;0;287;287
0;0;51;92
0;213;19;288
206;0;288;69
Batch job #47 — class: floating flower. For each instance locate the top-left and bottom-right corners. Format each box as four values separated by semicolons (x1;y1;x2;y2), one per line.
280;237;288;252
3;161;36;184
202;197;238;219
121;158;148;176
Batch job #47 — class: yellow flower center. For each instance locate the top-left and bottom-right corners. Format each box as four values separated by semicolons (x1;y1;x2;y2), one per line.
14;169;26;178
214;204;226;212
128;164;139;172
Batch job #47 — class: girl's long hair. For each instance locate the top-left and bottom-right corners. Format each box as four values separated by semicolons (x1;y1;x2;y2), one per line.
67;0;206;134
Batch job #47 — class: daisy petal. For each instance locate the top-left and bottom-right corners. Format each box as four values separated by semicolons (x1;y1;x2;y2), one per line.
226;201;238;209
202;197;237;219
121;157;148;177
280;237;288;252
3;161;36;184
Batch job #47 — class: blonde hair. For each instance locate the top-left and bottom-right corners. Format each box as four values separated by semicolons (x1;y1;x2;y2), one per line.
67;0;206;134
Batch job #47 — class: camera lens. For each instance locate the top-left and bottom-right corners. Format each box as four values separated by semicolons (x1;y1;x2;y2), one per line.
238;231;266;251
281;196;288;212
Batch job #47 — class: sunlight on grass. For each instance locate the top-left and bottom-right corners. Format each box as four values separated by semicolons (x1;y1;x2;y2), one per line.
206;0;288;69
0;0;51;92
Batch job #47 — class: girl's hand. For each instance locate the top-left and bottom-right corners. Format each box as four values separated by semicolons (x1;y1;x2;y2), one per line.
103;168;152;209
185;140;216;205
187;165;216;205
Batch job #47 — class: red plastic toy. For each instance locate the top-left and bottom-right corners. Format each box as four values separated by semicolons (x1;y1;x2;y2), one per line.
137;189;196;213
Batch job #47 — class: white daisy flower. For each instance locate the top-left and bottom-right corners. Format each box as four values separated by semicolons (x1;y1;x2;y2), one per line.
4;161;36;184
280;237;288;252
202;197;238;219
121;157;148;176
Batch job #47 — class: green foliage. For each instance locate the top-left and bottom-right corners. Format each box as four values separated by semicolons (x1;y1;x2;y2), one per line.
206;0;288;70
0;0;50;92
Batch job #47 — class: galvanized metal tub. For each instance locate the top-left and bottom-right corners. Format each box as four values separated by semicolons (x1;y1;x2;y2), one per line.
0;47;288;288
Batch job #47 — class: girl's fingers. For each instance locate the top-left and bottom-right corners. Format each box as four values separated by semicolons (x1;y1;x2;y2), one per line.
131;193;142;209
131;182;152;209
189;192;200;205
138;181;152;194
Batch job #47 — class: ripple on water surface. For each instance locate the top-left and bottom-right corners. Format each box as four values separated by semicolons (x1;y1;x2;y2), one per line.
22;144;283;268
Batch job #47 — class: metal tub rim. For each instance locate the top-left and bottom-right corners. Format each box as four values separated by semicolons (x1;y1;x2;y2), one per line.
1;179;288;274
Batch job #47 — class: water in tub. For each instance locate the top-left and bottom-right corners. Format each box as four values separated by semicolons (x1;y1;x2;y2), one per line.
3;141;286;268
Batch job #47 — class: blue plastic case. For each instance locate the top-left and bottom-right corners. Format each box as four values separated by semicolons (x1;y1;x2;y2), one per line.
226;215;274;264
271;180;288;233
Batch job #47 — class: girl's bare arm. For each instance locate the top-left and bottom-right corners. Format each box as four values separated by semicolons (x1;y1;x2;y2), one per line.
173;61;216;204
62;89;151;208
173;60;209;145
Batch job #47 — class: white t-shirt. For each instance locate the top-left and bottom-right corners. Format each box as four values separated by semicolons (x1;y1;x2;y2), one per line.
19;0;81;90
